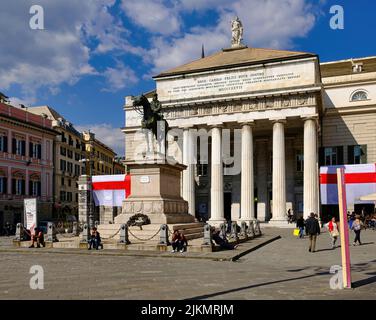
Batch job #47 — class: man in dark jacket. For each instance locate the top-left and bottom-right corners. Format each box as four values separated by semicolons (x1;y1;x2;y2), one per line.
305;212;321;252
296;215;305;238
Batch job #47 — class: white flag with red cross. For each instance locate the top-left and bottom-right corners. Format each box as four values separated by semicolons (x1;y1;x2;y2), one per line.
92;174;131;207
320;163;376;205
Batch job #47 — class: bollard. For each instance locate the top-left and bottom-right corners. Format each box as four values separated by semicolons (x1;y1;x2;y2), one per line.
254;219;262;236
119;224;130;245
247;220;255;238
240;221;248;238
15;223;23;241
219;223;227;240
159;224;169;245
81;223;89;243
231;221;239;241
202;224;212;246
72;221;79;236
47;222;58;242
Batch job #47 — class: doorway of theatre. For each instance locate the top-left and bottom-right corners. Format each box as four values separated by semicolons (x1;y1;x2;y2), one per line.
224;192;232;221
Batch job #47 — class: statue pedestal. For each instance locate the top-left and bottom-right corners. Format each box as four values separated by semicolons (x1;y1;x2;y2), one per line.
115;155;195;225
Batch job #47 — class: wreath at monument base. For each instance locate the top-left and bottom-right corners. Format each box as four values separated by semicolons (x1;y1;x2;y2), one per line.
126;214;151;230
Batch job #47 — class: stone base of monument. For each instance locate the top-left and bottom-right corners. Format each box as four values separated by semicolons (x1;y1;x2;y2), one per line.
267;219;294;228
120;156;195;224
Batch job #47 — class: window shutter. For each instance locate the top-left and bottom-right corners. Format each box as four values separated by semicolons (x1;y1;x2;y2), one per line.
12;179;16;194
21;141;26;156
361;145;367;164
29;180;33;196
12;139;16;154
21;180;25;195
337;146;344;165
38;144;42;159
29;142;33;158
347;146;354;164
3;137;7;152
318;147;325;167
3;177;7;194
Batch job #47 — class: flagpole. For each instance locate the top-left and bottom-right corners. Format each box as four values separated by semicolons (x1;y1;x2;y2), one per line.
336;168;352;288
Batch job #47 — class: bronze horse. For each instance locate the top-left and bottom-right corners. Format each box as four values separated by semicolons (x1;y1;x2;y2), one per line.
132;94;169;153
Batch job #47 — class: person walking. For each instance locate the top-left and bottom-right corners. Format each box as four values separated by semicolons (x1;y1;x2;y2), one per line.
351;215;363;246
305;212;321;253
324;217;340;249
296;215;305;238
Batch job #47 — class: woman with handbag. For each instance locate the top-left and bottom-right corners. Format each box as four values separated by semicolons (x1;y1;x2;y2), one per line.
324;217;340;249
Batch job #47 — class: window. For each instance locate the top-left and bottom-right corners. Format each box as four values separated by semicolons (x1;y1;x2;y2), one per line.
351;90;368;102
76;139;80;149
61;177;64;186
296;152;304;172
348;145;367;164
29;142;41;159
67;149;73;159
68;179;71;187
60;191;66;202
61;133;66;143
68;136;74;146
12;138;26;156
67;192;72;202
29;180;41;196
0;135;8;152
74;164;80;176
0;177;7;194
67;162;73;173
320;147;344;166
60;159;67;171
60;146;66;156
196;164;208;177
12;178;25;195
75;152;80;161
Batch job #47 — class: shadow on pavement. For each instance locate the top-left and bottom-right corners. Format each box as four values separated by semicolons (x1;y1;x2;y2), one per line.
352;275;376;288
184;271;329;300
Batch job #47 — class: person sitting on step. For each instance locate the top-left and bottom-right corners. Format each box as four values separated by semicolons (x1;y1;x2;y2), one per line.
171;230;188;253
29;227;45;248
88;227;102;250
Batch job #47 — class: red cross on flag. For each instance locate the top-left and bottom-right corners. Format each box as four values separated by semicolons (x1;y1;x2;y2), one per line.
92;174;131;207
320;163;376;205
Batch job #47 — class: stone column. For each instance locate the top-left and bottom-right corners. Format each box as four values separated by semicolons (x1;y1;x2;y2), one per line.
183;127;196;217
303;118;318;219
270;120;287;225
240;123;255;221
209;126;225;226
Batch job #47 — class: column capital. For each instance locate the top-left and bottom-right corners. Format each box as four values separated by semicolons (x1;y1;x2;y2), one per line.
238;120;255;127
301;114;319;122
207;122;224;129
179;125;196;130
270;118;287;125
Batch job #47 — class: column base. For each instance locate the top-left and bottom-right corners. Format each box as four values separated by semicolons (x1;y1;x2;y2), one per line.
208;219;227;228
268;219;294;228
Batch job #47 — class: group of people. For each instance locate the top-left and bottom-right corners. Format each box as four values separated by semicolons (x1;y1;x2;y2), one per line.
296;212;366;253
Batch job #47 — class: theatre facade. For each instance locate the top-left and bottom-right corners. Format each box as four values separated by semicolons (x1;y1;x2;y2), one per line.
123;39;376;225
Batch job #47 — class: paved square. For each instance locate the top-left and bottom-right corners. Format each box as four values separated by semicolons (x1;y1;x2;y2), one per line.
0;228;375;300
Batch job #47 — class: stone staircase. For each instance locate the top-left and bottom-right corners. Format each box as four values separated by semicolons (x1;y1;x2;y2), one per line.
97;222;205;243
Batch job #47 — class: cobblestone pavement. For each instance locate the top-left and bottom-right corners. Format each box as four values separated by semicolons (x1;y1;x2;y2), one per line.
0;228;375;300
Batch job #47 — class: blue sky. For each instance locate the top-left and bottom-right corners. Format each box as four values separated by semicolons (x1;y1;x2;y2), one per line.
1;0;375;155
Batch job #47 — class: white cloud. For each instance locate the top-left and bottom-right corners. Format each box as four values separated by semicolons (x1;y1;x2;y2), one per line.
75;123;124;156
144;0;319;75
121;0;181;35
102;63;139;92
0;0;137;100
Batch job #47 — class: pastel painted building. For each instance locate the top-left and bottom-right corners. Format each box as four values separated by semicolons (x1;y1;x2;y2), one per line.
0;102;57;229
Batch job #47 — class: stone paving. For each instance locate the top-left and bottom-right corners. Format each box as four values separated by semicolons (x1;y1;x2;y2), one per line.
0;228;375;300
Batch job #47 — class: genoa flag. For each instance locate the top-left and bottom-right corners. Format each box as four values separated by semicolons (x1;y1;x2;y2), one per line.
92;175;131;207
320;164;376;205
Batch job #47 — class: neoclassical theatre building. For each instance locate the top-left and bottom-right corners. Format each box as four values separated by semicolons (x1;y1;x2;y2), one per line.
123;38;376;225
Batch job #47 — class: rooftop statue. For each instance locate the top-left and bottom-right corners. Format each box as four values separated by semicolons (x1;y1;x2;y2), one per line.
231;16;244;48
